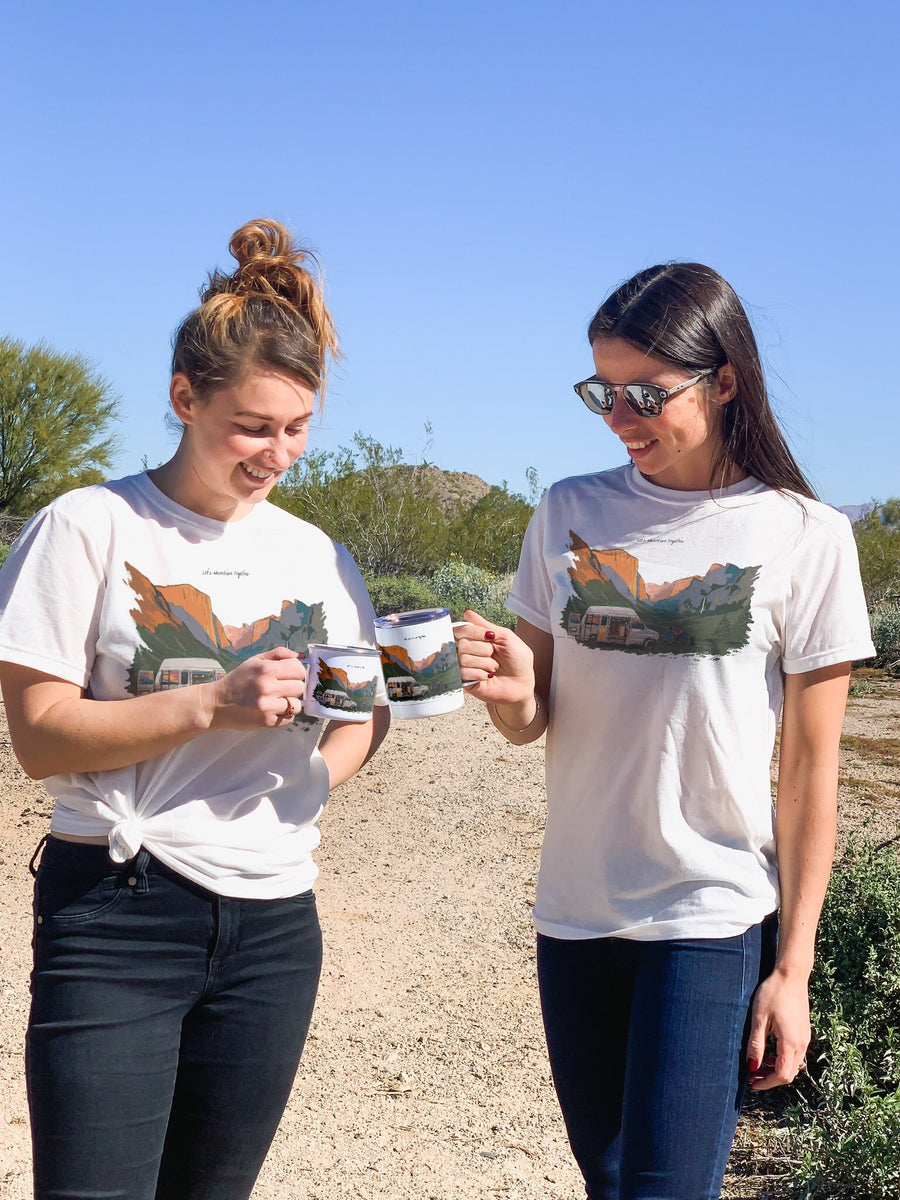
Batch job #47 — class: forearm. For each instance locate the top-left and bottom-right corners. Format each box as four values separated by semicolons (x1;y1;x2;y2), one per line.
746;663;849;1090
318;704;390;789
1;649;307;779
773;743;839;980
772;663;849;980
5;684;214;779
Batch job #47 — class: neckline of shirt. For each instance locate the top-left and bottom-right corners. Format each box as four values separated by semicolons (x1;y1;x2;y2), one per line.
624;463;769;507
135;471;267;535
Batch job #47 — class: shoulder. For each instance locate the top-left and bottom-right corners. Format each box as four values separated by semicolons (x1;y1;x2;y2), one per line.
544;465;628;506
35;477;132;520
256;499;344;549
755;488;856;550
256;501;362;574
14;476;143;544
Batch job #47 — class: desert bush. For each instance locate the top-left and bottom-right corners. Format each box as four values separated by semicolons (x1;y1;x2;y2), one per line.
273;429;537;578
430;558;515;627
849;673;877;697
273;432;448;576
364;574;441;618
855;500;900;608
870;606;900;670
783;836;900;1197
447;484;534;574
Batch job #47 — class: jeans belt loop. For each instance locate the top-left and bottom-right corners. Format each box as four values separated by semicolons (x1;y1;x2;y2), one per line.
129;847;152;894
29;833;50;878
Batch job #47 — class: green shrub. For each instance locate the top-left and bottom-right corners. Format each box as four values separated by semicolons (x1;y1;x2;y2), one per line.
0;542;9;567
783;837;900;1196
849;674;877;697
274;433;448;576
447;485;533;573
809;836;900;1070
430;558;516;627
855;500;900;608
870;606;900;669
364;573;441;618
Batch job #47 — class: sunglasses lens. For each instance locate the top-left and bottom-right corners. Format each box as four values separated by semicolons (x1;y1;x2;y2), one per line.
623;385;666;417
577;381;614;414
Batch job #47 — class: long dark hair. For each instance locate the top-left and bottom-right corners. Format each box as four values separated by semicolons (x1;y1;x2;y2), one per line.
587;263;816;498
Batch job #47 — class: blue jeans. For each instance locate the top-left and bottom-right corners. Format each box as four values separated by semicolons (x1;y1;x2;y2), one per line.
537;915;777;1200
27;836;322;1200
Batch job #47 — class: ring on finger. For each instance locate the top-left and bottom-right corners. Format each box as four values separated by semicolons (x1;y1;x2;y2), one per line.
277;696;294;721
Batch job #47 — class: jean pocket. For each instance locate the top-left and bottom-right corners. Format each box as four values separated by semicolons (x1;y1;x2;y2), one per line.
35;858;130;926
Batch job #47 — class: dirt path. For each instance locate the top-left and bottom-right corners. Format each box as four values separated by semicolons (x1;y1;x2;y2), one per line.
1;674;898;1198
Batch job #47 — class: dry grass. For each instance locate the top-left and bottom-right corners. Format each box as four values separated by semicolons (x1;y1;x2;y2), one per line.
839;734;900;768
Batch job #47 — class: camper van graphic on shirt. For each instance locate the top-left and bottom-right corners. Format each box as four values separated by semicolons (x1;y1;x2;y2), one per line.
123;563;328;723
560;532;759;658
135;659;226;694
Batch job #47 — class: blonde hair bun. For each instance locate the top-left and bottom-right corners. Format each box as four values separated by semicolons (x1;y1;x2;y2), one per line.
203;218;320;312
172;218;339;399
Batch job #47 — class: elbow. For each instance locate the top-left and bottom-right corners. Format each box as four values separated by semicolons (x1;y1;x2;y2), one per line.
15;754;50;781
7;737;60;781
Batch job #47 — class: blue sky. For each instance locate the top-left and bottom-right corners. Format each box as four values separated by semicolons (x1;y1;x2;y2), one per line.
3;0;898;506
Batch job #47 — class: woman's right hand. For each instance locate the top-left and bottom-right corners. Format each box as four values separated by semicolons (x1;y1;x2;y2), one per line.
454;609;536;706
204;647;307;730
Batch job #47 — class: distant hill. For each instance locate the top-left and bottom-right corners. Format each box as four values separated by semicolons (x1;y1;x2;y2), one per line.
836;502;876;524
382;465;493;515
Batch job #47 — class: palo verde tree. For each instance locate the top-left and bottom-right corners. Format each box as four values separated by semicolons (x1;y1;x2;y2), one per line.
0;337;119;515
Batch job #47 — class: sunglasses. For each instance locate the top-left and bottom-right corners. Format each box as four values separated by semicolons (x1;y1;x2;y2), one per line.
573;368;716;418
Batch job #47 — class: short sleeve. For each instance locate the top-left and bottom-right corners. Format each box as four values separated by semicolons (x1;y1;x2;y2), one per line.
331;542;378;646
781;512;875;673
0;501;109;687
330;541;387;705
506;493;554;633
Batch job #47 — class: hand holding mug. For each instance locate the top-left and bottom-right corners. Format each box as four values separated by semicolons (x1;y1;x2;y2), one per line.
453;609;536;706
206;647;307;730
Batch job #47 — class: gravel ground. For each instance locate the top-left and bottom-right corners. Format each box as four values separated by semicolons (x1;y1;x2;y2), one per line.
1;673;898;1199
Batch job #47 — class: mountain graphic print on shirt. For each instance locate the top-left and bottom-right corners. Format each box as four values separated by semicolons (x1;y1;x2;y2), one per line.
125;563;327;723
560;532;760;657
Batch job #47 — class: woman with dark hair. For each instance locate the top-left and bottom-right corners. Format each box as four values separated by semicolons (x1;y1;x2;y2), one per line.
0;219;389;1200
455;263;874;1199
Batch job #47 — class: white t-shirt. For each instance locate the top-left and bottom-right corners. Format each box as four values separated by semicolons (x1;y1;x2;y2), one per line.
508;465;875;942
0;473;380;899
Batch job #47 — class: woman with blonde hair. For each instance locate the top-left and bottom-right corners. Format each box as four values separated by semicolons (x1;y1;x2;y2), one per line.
0;219;388;1199
455;262;874;1199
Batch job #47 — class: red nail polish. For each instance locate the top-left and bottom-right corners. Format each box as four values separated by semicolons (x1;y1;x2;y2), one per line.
748;1058;759;1073
487;672;495;679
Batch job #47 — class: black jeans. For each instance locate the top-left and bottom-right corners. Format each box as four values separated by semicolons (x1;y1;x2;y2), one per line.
27;837;322;1200
537;915;777;1200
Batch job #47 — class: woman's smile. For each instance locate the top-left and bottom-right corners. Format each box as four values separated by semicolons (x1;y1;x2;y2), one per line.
591;336;731;491
153;371;315;520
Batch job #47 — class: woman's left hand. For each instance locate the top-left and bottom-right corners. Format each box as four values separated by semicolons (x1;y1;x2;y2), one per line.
745;968;811;1090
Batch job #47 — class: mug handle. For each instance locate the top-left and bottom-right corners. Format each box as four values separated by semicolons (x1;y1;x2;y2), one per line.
451;619;482;687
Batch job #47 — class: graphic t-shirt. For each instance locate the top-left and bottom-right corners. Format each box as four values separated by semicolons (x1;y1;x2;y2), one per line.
508;465;875;941
0;473;379;898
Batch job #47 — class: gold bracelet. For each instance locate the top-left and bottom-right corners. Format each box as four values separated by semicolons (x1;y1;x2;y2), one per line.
490;692;542;734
